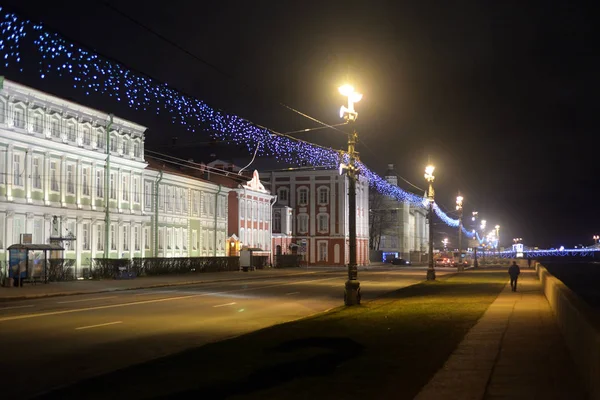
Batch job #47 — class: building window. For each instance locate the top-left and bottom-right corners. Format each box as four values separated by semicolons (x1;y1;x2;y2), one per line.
158;228;164;250
33;219;43;245
158;186;164;210
297;214;309;234
96;131;104;149
122;139;129;155
96;170;104;197
82;223;90;251
14;107;25;128
32;157;42;189
134;226;140;251
298;188;308;205
33;113;43;133
133;142;140;158
51;118;61;138
50;161;59;192
318;242;328;262
192;230;198;251
318;187;329;205
122;175;129;201
318;214;329;233
145;182;152;210
82;127;91;145
165;186;171;211
110;134;118;152
82;167;90;196
0;101;5;123
97;224;104;251
240;199;245;219
110;173;116;199
174;188;181;213
183;229;188;251
132;177;140;203
174;229;180;250
182;190;188;213
123;226;129;251
278;187;288;202
166;229;172;250
144;227;150;249
67;123;76;142
66;165;75;194
274;211;281;233
192;191;199;215
110;224;117;250
13;154;22;186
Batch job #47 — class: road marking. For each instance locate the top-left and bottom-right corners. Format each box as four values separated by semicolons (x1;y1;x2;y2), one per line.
0;276;340;323
285;292;300;295
75;321;122;330
0;305;34;311
213;302;236;308
57;296;117;304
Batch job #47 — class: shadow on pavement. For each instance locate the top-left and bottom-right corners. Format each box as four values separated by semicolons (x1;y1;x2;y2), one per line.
162;337;364;399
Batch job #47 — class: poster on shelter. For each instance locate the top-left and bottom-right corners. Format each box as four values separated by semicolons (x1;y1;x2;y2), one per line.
9;249;27;278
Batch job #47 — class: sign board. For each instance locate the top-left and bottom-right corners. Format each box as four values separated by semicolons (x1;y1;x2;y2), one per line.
20;233;33;244
298;239;307;254
513;243;524;258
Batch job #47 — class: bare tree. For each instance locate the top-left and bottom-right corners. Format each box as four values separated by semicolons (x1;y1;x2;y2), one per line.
369;191;396;250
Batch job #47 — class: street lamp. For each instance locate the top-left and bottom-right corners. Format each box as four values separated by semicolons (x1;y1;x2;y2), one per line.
442;238;449;250
339;84;363;306
593;235;599;245
495;225;500;249
424;164;436;281
456;194;463;266
513;237;523;244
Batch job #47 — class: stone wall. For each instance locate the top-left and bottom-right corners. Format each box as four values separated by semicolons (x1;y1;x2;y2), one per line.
537;264;600;399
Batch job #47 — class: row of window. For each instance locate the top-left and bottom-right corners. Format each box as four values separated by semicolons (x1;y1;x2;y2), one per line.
0;153;142;202
238;228;271;251
0;100;142;158
240;199;270;221
296;213;330;234
146;184;227;218
276;186;331;205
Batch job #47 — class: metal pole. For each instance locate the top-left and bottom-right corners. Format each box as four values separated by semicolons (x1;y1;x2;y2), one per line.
458;212;463;271
104;114;114;258
427;197;436;280
345;130;360;305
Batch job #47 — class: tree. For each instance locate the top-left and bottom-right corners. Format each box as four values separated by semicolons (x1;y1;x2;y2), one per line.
368;191;396;250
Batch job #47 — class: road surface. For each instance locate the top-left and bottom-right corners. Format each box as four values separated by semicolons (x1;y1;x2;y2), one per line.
0;266;454;398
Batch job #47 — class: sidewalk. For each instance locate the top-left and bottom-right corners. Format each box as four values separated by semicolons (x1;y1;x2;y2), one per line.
415;268;587;400
0;268;325;302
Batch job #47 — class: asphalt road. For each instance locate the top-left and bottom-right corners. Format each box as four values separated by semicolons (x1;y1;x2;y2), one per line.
0;266;455;399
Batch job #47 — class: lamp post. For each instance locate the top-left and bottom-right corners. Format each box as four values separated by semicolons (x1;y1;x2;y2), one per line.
425;164;436;281
480;220;486;265
593;235;599;245
339;84;362;306
495;225;500;250
456;193;463;256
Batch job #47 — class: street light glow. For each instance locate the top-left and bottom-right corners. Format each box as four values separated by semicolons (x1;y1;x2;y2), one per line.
338;84;355;97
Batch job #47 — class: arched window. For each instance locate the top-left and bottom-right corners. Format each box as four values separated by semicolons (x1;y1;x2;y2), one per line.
32;112;44;133
110;134;118;152
50;117;61;138
83;126;91;145
133;141;140;158
122;138;129;155
97;129;105;149
67;122;76;141
318;186;330;205
13;105;25;129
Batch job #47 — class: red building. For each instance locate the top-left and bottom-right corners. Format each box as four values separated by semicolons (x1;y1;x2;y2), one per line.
265;169;369;266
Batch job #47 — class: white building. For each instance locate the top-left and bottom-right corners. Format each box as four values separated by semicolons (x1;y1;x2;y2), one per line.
378;164;429;262
0;77;228;277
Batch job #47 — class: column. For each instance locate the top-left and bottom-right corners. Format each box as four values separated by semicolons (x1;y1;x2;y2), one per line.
76;158;82;209
43;152;50;205
90;218;97;260
6;143;13;201
91;161;97;210
140;221;146;257
26;147;33;203
129;170;134;214
330;177;336;235
117;167;122;213
26;212;34;237
140;172;145;214
60;155;66;207
43;214;52;244
117;218;123;257
75;216;82;270
5;210;14;247
129;220;134;259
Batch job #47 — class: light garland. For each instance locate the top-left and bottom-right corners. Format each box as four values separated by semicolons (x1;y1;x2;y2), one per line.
0;7;462;222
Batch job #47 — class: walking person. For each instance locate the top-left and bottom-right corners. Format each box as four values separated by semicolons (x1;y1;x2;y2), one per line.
527;257;532;268
508;261;521;292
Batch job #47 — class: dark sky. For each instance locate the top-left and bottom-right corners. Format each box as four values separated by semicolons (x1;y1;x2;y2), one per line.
1;0;598;248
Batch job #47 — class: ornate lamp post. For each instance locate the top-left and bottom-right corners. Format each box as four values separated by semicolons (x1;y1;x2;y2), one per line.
593;235;599;245
456;194;463;263
495;225;500;249
425;164;436;281
339;84;363;306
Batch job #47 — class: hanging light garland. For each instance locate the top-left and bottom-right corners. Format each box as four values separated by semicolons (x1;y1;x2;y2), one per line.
0;7;462;223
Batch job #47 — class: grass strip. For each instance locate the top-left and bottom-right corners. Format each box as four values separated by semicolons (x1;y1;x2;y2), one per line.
41;269;507;400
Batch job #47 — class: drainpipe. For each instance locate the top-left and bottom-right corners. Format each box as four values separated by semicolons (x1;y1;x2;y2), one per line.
214;184;222;257
154;170;163;257
104;114;113;258
270;195;277;266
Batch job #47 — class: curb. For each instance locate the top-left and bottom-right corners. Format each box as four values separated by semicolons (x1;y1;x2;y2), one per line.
0;270;326;303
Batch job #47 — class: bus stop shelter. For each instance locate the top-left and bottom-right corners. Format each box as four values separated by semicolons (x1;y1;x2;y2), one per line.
7;243;65;285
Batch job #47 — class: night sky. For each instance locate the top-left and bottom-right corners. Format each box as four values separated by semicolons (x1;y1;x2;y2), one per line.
1;0;597;248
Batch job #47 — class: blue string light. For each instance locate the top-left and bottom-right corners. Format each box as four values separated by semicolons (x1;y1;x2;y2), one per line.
0;8;463;223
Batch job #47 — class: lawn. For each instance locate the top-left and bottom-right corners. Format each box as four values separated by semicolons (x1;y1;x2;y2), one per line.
42;270;507;400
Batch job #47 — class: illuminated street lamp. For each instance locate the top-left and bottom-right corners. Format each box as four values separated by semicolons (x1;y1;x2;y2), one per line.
425;164;436;281
495;225;500;249
456;194;464;265
442;238;449;250
594;235;599;245
513;237;523;244
339;84;363;306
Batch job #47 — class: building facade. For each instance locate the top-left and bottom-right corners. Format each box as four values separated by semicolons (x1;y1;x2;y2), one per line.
265;169;370;266
226;170;274;257
0;78;228;276
378;164;429;261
